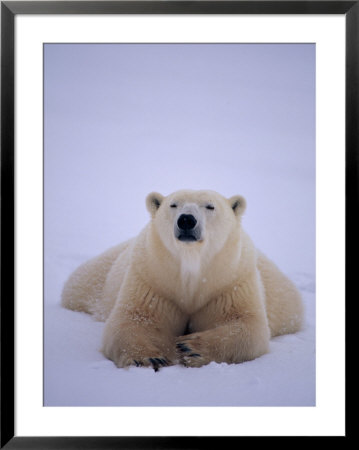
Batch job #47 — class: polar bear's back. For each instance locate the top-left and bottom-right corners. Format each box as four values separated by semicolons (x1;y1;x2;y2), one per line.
61;239;133;320
257;251;303;337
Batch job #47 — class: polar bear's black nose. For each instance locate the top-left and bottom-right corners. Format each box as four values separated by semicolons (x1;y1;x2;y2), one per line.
177;214;197;231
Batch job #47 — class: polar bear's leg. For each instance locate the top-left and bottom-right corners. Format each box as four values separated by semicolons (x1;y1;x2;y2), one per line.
257;252;303;337
176;276;271;367
61;241;130;319
102;276;188;369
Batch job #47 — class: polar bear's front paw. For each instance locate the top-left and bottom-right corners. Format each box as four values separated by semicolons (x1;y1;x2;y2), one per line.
103;341;175;371
176;335;208;368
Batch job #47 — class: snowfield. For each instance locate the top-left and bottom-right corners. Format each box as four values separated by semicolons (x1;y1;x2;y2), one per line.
44;270;315;407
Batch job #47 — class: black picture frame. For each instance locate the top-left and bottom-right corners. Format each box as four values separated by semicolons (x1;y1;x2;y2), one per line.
1;1;355;447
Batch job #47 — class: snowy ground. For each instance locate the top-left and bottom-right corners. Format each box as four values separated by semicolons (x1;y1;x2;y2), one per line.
43;43;316;407
44;269;315;407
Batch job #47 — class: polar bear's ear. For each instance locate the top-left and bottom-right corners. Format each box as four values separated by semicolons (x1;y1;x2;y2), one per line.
228;195;246;217
146;192;164;217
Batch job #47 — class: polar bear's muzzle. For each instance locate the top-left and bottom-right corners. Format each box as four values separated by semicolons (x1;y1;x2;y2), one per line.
175;214;202;242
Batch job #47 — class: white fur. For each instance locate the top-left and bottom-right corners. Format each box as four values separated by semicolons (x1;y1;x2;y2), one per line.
179;246;202;302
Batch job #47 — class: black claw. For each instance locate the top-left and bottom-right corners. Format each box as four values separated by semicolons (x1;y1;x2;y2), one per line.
158;358;169;366
176;342;191;353
135;357;170;371
189;353;201;358
149;358;160;372
154;357;166;366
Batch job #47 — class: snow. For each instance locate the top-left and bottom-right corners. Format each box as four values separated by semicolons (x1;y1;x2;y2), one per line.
44;269;315;407
44;43;315;407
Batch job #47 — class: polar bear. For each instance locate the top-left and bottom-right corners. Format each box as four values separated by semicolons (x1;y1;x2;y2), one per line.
62;189;303;370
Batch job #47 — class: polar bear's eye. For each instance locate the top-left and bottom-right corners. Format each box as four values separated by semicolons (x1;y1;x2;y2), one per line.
206;205;215;210
170;204;177;208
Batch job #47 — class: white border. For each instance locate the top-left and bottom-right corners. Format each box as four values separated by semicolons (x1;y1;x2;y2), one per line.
15;14;345;436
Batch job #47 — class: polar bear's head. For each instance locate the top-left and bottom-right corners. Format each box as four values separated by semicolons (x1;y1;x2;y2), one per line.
146;189;246;260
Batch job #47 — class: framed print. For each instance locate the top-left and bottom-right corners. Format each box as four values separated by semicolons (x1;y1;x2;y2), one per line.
1;0;355;447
